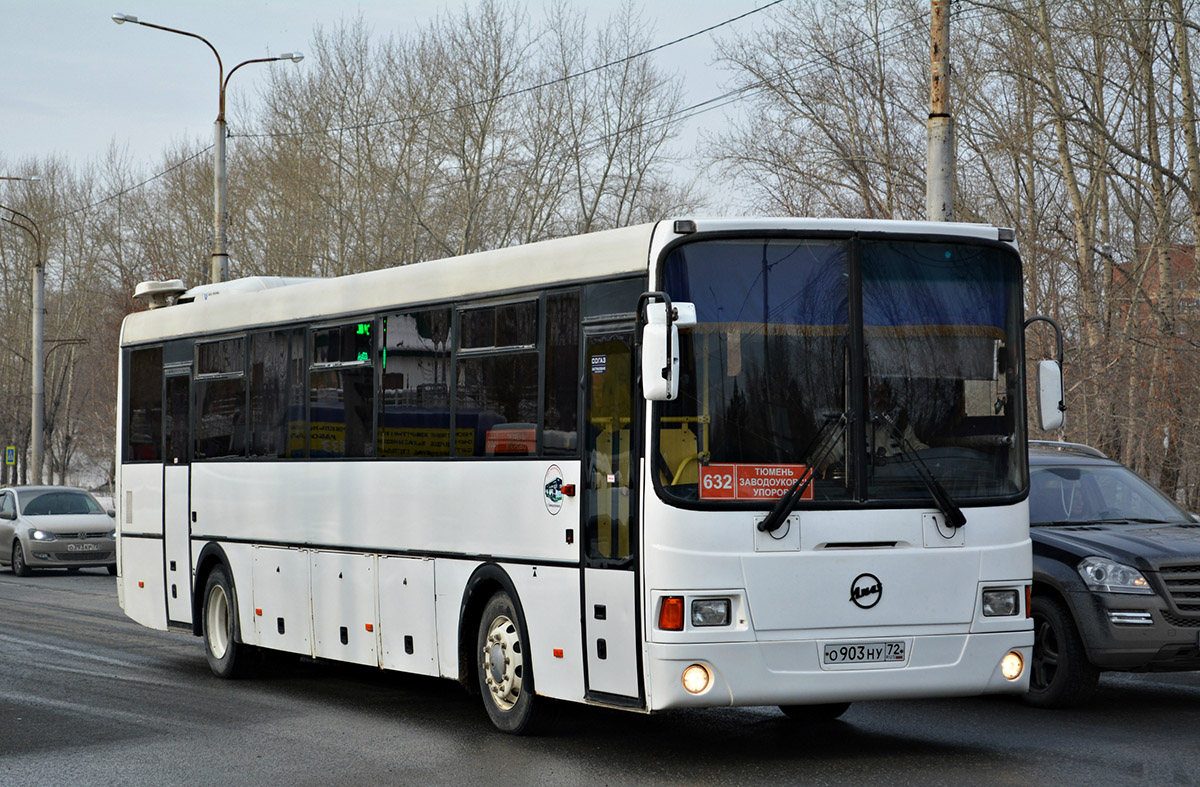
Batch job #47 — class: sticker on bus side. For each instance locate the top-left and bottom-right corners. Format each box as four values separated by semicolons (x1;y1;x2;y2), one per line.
698;464;814;501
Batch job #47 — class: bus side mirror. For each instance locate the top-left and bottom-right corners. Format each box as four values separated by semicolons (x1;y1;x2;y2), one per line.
1036;360;1065;432
641;301;696;402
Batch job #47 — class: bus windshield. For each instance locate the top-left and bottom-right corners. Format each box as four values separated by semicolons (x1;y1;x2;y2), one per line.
654;235;1026;507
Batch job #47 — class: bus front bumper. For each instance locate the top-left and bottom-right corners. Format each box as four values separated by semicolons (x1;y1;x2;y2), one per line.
645;630;1033;711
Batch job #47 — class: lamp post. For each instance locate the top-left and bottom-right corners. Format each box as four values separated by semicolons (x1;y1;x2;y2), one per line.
0;183;44;484
112;13;303;284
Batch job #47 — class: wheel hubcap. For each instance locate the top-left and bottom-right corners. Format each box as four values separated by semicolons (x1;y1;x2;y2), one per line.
1031;616;1059;691
206;584;231;659
481;614;523;711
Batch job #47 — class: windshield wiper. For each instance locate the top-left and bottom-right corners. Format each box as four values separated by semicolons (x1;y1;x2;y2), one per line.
1089;517;1173;525
874;411;966;530
758;412;850;534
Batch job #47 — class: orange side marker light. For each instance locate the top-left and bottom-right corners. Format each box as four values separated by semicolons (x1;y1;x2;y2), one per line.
659;596;685;631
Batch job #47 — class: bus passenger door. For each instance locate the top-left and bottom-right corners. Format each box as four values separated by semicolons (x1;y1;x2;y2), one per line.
163;371;193;626
581;328;643;703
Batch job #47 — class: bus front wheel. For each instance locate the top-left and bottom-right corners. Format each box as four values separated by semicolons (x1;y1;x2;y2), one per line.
202;565;259;679
476;591;538;734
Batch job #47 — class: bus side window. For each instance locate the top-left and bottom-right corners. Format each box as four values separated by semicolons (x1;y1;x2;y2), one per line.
126;346;163;462
379;309;452;459
544;291;580;457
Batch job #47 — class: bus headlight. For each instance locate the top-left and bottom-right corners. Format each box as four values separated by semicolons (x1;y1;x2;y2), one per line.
681;663;712;695
1001;651;1024;681
982;588;1019;616
691;598;731;627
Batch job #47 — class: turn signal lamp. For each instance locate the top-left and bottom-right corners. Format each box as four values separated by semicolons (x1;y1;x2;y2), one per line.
1001;651;1024;681
659;596;684;631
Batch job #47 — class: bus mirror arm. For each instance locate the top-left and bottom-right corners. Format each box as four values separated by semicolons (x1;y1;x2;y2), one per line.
1024;315;1066;432
637;293;695;402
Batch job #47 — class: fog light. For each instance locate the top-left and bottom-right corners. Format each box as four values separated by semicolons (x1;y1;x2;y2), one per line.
681;663;712;695
1000;650;1024;680
982;588;1019;616
33;552;50;560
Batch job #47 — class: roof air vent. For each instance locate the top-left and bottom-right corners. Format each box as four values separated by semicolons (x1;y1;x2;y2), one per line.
133;279;187;310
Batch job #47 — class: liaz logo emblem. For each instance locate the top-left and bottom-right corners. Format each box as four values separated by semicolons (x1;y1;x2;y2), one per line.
543;464;564;515
849;573;882;609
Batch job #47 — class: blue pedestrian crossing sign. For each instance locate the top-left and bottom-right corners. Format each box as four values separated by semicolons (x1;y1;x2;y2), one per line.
4;446;14;466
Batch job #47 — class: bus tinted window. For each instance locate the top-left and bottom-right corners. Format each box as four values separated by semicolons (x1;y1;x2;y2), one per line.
197;337;244;375
195;338;247;460
544;291;580;456
249;329;305;459
126;347;163;462
379;308;453;458
460;302;536;349
313;322;373;365
456;354;539;456
195;377;247;459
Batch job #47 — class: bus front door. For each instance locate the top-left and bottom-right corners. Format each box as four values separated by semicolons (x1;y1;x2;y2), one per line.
163;371;193;626
581;328;643;703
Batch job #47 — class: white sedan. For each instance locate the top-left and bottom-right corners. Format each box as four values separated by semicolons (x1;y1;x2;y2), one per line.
0;486;117;576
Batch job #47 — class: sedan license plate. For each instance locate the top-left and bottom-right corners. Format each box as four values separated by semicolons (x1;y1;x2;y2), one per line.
67;543;97;552
823;640;905;665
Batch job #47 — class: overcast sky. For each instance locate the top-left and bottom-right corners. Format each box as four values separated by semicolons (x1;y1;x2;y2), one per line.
2;0;768;198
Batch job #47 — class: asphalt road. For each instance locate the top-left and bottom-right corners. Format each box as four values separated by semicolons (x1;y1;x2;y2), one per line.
1;569;1198;786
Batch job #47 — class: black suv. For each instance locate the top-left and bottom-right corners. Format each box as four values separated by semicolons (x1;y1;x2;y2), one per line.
1028;441;1200;707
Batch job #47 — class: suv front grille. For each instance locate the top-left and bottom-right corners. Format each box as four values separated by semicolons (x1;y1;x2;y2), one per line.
1159;564;1200;615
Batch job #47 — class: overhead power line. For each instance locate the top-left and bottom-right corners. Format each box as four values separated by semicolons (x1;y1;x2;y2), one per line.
231;0;787;140
49;0;1009;222
50;145;213;222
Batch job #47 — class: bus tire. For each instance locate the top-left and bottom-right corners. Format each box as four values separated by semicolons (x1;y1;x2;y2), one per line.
1025;595;1098;708
779;702;851;722
476;591;538;734
202;564;259;679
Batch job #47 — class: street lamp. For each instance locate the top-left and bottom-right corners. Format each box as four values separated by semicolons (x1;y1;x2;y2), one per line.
112;13;303;284
0;186;45;485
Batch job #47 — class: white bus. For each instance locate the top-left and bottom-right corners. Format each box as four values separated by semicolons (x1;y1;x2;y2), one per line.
116;218;1041;733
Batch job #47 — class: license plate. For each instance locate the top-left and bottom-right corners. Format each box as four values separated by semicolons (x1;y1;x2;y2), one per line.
822;640;906;665
67;543;97;552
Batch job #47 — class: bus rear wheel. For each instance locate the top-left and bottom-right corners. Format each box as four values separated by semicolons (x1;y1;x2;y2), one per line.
476;591;539;734
202;565;259;679
779;702;851;722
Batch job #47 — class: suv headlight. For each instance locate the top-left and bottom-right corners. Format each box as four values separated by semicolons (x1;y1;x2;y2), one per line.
30;529;57;542
1077;556;1153;594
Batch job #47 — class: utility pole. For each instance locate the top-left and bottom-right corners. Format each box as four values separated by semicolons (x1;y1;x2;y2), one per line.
926;0;954;222
0;195;44;485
